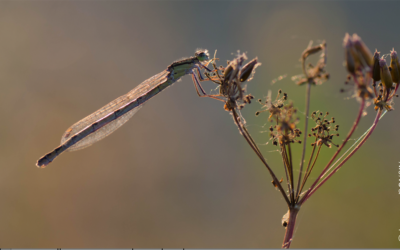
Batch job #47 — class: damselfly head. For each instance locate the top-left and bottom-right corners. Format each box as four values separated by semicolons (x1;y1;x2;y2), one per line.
195;49;210;62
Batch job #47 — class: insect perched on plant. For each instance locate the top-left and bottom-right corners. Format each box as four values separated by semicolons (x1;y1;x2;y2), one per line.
36;49;223;168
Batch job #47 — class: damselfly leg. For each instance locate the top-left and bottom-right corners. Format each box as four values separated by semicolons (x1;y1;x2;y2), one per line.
191;73;226;102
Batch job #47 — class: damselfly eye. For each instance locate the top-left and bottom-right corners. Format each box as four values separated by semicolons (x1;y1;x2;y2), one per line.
195;50;209;61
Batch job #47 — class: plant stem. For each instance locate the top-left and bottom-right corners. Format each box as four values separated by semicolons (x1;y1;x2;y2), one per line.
298;98;365;205
296;137;317;201
287;143;295;204
231;109;291;205
301;144;322;191
280;145;292;199
301;109;381;203
282;205;300;249
296;79;312;200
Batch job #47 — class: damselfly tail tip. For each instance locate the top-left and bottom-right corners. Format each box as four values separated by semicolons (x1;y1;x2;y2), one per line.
36;157;50;168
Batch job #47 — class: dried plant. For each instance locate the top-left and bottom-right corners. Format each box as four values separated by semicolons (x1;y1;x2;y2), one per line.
199;33;398;248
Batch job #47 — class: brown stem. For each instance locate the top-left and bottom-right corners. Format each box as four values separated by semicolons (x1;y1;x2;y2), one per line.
287;143;295;204
296;50;313;199
303;144;322;186
296;82;311;199
296;137;317;201
297;144;322;201
282;205;300;249
301;109;382;203
280;145;292;198
299;98;365;205
231;109;291;205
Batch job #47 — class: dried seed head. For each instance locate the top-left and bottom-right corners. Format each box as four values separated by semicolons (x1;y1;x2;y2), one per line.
309;110;340;148
372;50;381;82
352;34;373;67
300;41;328;86
344;33;356;74
302;44;323;60
390;48;400;84
379;58;394;90
215;53;261;112
223;63;234;80
344;33;373;74
268;104;302;145
239;58;261;82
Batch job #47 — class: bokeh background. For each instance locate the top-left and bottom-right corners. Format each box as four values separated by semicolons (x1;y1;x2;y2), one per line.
0;1;399;248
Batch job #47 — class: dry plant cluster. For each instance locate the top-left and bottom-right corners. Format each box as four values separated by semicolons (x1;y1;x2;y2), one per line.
35;32;397;248
198;33;398;248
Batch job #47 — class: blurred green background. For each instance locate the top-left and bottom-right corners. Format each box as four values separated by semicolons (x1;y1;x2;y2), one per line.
0;1;399;248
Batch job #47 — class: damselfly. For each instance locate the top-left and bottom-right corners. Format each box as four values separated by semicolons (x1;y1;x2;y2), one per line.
36;49;218;168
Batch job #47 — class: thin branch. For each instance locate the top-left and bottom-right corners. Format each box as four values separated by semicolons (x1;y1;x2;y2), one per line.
280;145;292;199
302;144;322;188
300;100;374;205
296;82;311;199
231;109;291;205
287;142;295;204
298;98;365;205
296;137;317;201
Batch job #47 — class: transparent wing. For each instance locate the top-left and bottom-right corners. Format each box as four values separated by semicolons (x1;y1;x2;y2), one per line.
61;70;169;151
66;106;142;151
